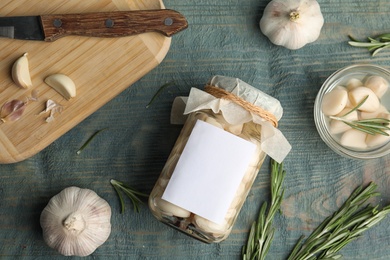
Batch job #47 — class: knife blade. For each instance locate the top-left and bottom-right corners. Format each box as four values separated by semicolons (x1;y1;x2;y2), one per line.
0;9;188;42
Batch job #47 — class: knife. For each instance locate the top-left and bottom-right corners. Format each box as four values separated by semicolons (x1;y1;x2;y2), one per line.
0;9;188;42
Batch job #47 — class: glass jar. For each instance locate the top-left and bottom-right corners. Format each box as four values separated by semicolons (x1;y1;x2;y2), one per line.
148;76;289;243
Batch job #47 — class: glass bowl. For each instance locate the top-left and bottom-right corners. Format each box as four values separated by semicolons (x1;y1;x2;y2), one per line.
314;64;390;159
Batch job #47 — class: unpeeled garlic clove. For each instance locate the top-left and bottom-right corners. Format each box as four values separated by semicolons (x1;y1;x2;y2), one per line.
321;86;348;116
12;53;33;89
45;74;76;100
364;76;389;98
348;86;380;113
0;99;26;122
339;129;367;149
155;197;191;218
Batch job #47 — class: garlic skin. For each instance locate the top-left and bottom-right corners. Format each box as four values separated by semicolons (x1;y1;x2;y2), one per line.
45;74;76;100
0;99;26;122
12;53;33;89
40;187;111;257
260;0;324;50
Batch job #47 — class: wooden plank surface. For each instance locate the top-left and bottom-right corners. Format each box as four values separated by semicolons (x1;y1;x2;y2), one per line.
0;0;170;163
1;0;390;259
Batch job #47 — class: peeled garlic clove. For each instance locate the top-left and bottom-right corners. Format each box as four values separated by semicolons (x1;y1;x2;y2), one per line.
155;197;191;218
224;208;237;221
329;119;348;135
346;78;363;90
45;74;76;100
339;129;367;149
366;130;390;148
235;181;247;197
321;86;348;116
225;124;243;135
376;112;390;120
12;53;33;89
157;177;170;188
364;76;389;98
364;112;390;148
193;215;228;234
241;166;256;183
329;108;358;135
359;105;389;120
348;86;380;112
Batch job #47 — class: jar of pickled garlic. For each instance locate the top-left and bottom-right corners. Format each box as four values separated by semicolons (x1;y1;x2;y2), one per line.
148;75;290;243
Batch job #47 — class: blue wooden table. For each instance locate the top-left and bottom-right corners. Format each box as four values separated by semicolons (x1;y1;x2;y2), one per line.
1;0;390;259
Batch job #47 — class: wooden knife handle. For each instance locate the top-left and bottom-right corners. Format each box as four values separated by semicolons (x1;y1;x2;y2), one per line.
40;9;188;42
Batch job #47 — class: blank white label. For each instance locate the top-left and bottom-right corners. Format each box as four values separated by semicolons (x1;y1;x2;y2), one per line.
162;119;256;224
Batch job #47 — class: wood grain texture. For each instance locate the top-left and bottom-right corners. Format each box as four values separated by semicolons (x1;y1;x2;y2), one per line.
0;0;170;163
1;0;390;259
40;10;188;41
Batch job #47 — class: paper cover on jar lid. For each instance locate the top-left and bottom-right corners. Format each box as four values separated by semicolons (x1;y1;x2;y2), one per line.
208;75;283;120
170;96;188;124
181;75;291;163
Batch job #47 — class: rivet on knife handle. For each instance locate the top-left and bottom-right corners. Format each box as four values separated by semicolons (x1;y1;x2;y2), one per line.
40;9;188;42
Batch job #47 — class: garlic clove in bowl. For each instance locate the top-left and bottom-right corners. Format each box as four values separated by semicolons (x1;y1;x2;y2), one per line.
40;186;111;257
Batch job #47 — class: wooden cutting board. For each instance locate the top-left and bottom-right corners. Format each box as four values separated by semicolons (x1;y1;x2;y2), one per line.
0;0;172;163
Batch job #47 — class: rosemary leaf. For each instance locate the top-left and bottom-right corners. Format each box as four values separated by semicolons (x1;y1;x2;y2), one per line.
377;33;390;38
111;181;126;214
77;128;108;155
241;159;286;260
110;179;149;213
348;41;381;48
344;122;389;136
287;182;390;260
373;45;390;56
146;81;175;108
351;122;390;131
356;118;390;124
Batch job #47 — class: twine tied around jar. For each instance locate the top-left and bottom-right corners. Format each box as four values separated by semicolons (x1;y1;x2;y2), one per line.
204;84;278;127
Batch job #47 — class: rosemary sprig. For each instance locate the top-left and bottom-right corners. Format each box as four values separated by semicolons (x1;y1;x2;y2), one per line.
348;34;390;56
288;182;390;260
329;95;390;136
110;179;149;213
241;159;286;260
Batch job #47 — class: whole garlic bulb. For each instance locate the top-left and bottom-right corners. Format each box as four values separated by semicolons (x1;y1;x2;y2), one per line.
260;0;324;50
40;187;111;257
